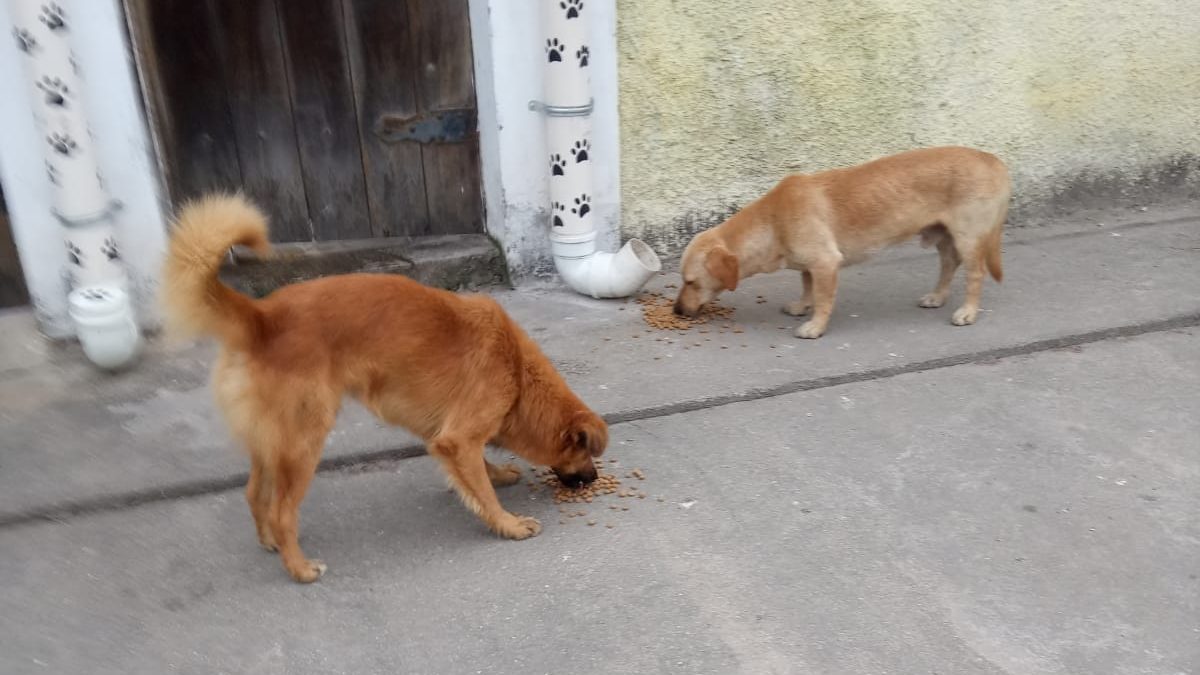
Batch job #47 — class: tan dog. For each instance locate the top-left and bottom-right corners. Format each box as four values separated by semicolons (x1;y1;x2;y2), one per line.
674;146;1010;338
162;195;607;583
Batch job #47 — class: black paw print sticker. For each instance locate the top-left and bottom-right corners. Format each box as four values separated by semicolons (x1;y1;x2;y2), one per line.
101;237;120;261
550;154;567;176
47;132;76;156
66;241;82;266
576;46;590;67
551;201;566;228
12;28;36;53
39;3;65;32
37;76;69;107
545;38;564;63
570;139;590;163
560;0;584;19
571;193;591;218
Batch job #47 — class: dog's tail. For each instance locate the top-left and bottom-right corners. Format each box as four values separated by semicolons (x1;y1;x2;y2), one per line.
161;194;271;349
984;219;1004;283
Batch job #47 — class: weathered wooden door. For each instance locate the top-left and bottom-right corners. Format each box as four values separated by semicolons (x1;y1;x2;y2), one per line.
0;186;30;308
129;0;482;242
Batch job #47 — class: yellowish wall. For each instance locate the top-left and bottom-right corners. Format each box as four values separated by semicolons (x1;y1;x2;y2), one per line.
617;0;1200;254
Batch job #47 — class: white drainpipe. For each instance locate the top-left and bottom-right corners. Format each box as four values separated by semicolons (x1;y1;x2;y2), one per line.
533;0;660;298
8;0;140;368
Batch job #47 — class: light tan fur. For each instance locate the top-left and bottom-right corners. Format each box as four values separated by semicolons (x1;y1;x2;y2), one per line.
674;146;1011;338
162;194;607;583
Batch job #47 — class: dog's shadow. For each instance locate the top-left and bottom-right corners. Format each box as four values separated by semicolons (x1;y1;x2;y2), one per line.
298;457;563;566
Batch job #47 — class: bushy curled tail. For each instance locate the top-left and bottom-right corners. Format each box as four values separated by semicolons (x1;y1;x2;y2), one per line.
161;194;271;348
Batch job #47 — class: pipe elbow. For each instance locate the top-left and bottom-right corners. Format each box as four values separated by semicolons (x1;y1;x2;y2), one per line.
552;237;661;299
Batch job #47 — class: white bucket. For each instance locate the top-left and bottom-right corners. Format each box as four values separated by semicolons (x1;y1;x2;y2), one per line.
68;285;142;370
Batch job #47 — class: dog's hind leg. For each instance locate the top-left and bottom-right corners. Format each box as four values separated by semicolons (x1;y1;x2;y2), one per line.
268;432;331;583
795;263;839;339
430;411;540;539
263;393;337;583
485;459;523;487
951;240;986;326
919;235;961;309
783;270;814;316
246;454;276;552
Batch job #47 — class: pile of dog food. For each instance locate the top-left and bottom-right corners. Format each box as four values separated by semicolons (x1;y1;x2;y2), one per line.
542;470;621;504
530;459;657;528
636;291;733;331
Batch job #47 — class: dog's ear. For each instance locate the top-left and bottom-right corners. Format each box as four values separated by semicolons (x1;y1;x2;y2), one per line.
569;411;609;458
705;245;739;291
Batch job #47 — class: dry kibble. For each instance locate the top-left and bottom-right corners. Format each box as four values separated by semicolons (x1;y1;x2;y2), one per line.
587;521;596;526
542;472;625;505
637;292;733;331
606;524;615;529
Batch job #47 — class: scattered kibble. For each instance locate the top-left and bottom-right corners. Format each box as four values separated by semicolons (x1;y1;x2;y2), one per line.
637;292;734;331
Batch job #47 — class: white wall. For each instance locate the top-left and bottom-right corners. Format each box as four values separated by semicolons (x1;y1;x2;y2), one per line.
0;0;168;337
468;0;622;281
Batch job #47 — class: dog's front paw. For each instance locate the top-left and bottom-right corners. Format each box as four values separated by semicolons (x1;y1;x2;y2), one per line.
497;515;542;540
795;321;826;339
951;307;978;326
489;463;523;487
782;301;811;317
918;293;946;308
286;558;327;584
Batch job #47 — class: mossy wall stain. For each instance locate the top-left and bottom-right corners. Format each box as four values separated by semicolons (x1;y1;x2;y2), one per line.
617;0;1200;255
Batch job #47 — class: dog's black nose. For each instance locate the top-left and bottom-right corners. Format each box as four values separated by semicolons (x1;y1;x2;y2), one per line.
554;469;596;488
672;301;686;316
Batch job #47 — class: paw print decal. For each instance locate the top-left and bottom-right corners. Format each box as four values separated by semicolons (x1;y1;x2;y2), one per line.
47;132;76;156
576;46;589;68
36;76;69;107
545;38;564;63
551;201;566;228
570;139;590;163
101;237;120;261
66;241;82;266
560;0;584;19
12;28;36;53
571;193;591;218
39;3;65;32
550;154;567;176
46;161;59;185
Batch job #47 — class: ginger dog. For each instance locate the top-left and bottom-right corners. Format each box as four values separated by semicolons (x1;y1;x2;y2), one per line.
674;146;1010;338
162;195;607;583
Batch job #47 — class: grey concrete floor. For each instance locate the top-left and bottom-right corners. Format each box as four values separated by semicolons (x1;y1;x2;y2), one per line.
0;210;1197;674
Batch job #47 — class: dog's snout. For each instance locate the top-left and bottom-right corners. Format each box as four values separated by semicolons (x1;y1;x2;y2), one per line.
673;298;688;316
554;467;597;488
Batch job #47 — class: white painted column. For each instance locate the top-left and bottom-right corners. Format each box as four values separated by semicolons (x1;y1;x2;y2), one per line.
0;0;157;366
468;0;633;283
536;0;659;298
8;0;123;288
0;0;167;338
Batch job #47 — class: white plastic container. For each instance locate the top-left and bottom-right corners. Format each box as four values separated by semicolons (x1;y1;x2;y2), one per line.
68;285;142;370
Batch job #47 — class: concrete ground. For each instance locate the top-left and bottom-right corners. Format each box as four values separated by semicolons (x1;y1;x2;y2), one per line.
0;208;1197;674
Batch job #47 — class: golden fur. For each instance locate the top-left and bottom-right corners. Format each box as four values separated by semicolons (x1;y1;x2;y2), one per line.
161;194;607;583
674;146;1011;338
